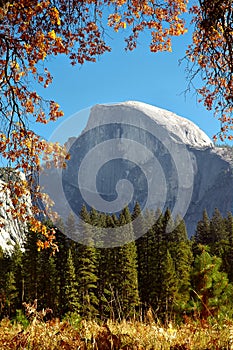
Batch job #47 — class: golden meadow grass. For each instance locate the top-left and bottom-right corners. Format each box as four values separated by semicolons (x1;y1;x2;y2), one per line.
1;317;233;350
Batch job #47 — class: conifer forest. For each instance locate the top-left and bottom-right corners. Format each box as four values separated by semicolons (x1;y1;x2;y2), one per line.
1;204;233;323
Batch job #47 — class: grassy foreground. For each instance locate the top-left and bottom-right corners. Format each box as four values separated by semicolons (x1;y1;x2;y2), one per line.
1;317;233;350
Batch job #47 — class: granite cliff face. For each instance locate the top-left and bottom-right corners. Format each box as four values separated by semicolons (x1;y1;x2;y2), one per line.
59;101;233;236
0;170;30;251
184;146;232;234
1;101;233;247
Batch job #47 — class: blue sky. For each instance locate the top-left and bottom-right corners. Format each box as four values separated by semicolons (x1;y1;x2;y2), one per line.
35;23;222;144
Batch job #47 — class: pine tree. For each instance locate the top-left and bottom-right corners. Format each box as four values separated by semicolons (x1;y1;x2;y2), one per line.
23;222;62;313
191;248;233;319
5;271;18;317
89;210;115;319
76;243;99;318
157;250;178;321
209;208;227;257
223;212;233;282
23;228;41;304
162;208;174;244
38;250;58;313
63;249;80;314
132;202;144;240
133;202;149;317
89;207;106;247
76;205;98;319
53;219;70;316
147;210;167;311
170;216;193;314
170;215;188;243
98;214;119;320
65;212;78;242
115;206;139;319
10;243;23;310
90;207;101;227
194;209;211;247
137;209;161;312
225;212;233;237
0;246;10;317
141;210;190;320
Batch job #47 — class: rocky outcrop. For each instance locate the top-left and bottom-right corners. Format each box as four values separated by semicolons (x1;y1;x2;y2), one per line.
0;170;30;251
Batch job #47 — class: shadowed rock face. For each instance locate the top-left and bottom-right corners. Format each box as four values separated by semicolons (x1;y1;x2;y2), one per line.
55;102;233;237
184;147;233;235
1;102;233;248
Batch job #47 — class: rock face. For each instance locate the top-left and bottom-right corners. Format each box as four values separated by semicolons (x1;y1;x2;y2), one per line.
0;170;29;251
59;101;233;236
86;101;213;148
185;146;233;234
1;101;233;247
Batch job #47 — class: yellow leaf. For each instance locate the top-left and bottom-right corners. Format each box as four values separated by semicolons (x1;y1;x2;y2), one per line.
48;30;56;40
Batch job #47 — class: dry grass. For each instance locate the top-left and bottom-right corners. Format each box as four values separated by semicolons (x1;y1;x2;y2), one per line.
0;316;233;349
